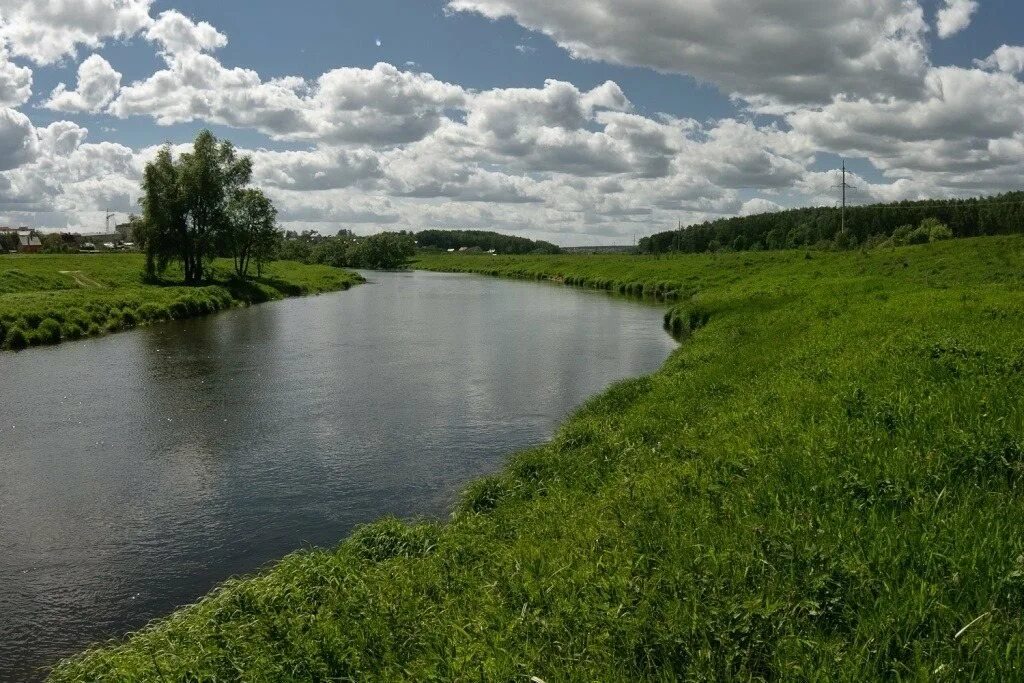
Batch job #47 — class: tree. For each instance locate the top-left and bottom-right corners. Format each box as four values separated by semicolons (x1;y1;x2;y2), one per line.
140;130;253;284
345;232;416;269
225;188;278;279
0;231;17;253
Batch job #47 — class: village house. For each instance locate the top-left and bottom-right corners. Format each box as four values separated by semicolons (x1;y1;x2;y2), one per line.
17;230;42;253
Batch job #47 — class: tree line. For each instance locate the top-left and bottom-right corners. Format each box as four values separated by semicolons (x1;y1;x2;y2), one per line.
278;230;416;270
640;191;1024;254
416;229;561;254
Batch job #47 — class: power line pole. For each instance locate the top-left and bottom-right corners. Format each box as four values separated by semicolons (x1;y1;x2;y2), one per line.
841;160;846;234
833;160;858;235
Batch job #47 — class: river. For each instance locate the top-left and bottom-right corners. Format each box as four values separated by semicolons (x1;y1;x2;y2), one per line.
0;270;676;680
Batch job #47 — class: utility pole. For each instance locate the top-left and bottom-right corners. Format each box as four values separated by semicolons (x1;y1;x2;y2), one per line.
841;160;847;235
833;160;858;236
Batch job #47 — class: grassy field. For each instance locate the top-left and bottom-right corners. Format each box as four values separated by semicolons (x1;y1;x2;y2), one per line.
0;254;362;351
51;236;1024;680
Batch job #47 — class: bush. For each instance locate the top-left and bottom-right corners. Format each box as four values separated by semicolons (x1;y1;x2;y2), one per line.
105;311;124;332
4;326;28;350
920;217;954;242
890;225;915;246
33;317;63;344
137;302;168;322
907;226;932;245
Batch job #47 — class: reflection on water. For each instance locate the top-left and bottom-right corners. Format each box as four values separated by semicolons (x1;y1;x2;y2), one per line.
0;270;676;680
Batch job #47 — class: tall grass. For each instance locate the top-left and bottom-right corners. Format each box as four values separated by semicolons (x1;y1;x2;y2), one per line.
0;254;363;351
51;236;1024;681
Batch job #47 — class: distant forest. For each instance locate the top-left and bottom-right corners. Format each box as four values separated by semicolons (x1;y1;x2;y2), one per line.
640;191;1024;254
416;230;561;254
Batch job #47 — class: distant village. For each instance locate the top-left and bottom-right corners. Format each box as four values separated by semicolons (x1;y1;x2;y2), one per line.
0;221;137;255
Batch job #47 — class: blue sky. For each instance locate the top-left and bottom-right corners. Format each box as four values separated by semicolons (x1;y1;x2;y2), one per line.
1;0;1023;243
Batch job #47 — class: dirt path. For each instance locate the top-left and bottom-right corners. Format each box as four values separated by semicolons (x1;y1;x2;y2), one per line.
59;270;106;288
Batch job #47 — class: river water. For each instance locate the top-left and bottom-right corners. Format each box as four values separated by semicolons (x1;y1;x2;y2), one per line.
0;270;676;680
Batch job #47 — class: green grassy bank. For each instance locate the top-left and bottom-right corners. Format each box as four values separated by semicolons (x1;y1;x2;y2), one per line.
0;254;362;351
53;236;1024;680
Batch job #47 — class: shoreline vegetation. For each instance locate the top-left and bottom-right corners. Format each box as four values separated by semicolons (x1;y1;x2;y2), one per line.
0;254;363;352
51;234;1024;680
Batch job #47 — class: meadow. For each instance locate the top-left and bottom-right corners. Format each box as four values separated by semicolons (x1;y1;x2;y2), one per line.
51;236;1024;680
0;254;362;351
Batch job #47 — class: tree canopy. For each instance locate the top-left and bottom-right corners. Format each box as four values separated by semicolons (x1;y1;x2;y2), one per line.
279;230;416;270
416;229;561;254
139;130;267;283
641;191;1024;254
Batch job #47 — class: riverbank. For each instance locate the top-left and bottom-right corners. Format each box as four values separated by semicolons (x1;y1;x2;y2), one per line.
0;254;363;351
53;235;1024;680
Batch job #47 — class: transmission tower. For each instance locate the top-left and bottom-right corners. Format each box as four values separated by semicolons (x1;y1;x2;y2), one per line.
832;160;860;235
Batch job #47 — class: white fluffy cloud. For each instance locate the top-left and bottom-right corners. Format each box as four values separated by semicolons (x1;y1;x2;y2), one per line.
110;59;465;146
936;0;979;39
145;10;226;56
0;0;153;65
976;45;1024;75
44;54;122;113
447;0;930;107
0;47;30;107
0;107;36;171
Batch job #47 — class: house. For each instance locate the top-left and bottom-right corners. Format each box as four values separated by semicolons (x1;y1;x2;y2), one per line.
17;230;41;253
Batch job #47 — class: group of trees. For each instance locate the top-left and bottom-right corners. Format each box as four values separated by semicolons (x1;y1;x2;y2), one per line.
139;130;278;283
416;229;561;254
640;192;1024;254
278;229;417;270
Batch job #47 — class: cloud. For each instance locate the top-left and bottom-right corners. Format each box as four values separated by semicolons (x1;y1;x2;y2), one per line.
447;0;930;107
0;107;37;171
740;198;783;216
44;54;122;113
109;58;466;146
0;0;154;65
145;10;227;56
975;45;1024;75
936;0;978;39
251;146;384;191
0;47;31;107
787;65;1024;195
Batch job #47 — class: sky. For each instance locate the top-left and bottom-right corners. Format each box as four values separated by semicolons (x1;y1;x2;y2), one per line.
1;1;1023;245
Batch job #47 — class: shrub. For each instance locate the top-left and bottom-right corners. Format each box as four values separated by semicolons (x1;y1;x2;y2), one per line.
4;326;28;350
920;217;954;242
120;307;138;327
105;311;124;332
907;226;932;245
136;302;164;321
890;225;915;246
168;300;190;318
34;317;63;345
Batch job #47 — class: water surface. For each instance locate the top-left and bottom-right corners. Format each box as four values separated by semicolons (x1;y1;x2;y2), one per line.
0;270;676;679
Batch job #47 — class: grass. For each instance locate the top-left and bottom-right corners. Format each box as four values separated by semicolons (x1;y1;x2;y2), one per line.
0;254;363;351
51;236;1024;681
